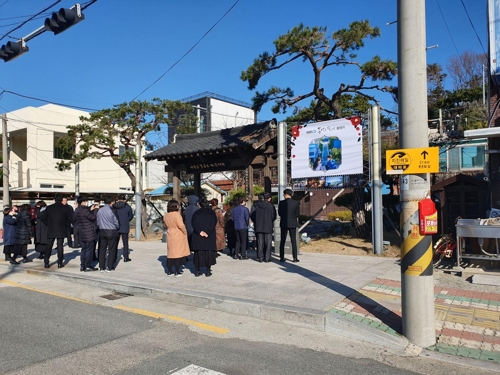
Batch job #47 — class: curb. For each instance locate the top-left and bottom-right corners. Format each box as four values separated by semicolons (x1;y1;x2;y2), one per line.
420;349;500;373
0;264;409;351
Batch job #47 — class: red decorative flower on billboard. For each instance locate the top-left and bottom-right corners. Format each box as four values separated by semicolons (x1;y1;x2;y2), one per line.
349;116;361;126
291;125;300;138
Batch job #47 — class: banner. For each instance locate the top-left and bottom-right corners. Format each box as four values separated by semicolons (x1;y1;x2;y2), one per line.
290;117;363;179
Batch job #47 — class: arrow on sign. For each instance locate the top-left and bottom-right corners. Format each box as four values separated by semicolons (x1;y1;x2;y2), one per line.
421;150;429;159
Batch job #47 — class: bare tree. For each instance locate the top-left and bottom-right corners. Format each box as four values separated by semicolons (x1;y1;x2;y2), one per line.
446;50;487;90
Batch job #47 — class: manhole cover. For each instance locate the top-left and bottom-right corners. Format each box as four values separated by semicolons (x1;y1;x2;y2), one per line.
100;292;132;300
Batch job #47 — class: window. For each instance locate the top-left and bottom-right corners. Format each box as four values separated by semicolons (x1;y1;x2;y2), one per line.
439;140;486;172
40;183;64;189
53;132;72;160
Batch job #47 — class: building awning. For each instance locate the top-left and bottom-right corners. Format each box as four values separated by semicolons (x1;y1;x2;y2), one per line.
464;127;500;139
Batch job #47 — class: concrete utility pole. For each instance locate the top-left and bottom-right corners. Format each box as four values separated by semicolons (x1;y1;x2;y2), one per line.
135;142;142;241
370;106;383;255
397;0;436;348
2;114;9;208
75;162;80;197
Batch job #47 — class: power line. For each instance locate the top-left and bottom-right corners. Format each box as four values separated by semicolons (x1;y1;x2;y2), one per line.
132;0;240;100
435;0;460;57
0;90;99;111
0;14;52;29
460;0;487;57
0;0;61;42
0;0;10;10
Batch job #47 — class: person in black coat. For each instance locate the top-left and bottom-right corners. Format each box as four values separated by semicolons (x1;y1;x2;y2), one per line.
113;194;134;262
278;188;300;263
14;204;33;263
3;206;18;264
73;196;98;272
39;193;73;269
34;201;48;260
191;197;218;277
251;192;277;263
62;197;75;248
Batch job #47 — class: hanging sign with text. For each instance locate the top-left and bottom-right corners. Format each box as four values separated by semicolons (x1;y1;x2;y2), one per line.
386;147;439;175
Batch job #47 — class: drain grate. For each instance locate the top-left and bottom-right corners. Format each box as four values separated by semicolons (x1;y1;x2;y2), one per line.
100;292;132;300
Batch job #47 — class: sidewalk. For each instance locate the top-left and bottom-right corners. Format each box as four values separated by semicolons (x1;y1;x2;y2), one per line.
1;241;499;366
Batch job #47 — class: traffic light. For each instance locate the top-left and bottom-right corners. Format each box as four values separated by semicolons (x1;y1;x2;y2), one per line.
0;40;29;63
44;4;85;35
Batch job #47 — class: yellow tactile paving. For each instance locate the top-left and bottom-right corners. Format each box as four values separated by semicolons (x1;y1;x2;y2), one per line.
435;310;447;321
471;320;500;330
435;304;449;311
449;306;475;315
447;314;473;325
361;290;401;303
474;309;500;320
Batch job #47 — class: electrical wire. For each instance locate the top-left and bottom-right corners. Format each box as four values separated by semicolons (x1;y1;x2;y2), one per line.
0;14;52;29
0;90;99;111
0;0;61;42
132;0;240;100
435;0;461;57
460;0;487;57
0;0;10;10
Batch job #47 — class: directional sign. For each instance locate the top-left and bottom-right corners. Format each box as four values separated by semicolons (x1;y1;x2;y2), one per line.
386;147;439;175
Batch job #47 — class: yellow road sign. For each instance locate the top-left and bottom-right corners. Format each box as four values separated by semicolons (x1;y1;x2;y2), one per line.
386;147;439;175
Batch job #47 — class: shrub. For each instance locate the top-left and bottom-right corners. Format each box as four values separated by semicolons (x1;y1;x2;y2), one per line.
327;210;352;221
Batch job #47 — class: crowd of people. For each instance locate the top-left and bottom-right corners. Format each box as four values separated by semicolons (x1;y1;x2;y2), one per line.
2;189;300;278
164;189;300;278
2;193;133;272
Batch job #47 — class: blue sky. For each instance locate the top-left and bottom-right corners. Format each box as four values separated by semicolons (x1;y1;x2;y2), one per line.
0;0;488;135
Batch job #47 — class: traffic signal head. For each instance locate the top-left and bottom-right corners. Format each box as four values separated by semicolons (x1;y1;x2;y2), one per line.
44;4;85;35
0;40;29;62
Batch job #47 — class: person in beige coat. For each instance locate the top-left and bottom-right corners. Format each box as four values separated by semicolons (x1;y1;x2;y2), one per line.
163;200;190;277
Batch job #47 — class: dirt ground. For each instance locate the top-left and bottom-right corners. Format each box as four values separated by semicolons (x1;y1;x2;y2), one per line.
300;230;402;258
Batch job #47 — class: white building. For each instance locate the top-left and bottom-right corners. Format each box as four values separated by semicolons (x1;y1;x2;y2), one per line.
0;104;147;195
147;92;257;189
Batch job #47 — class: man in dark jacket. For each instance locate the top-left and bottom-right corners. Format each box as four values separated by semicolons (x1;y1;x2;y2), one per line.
62;197;75;248
184;195;199;251
96;195;120;272
113;194;134;262
278;188;300;263
39;193;73;268
73;196;98;272
232;196;249;260
251;192;276;263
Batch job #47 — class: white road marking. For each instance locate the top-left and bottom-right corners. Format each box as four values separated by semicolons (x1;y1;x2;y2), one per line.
172;364;226;375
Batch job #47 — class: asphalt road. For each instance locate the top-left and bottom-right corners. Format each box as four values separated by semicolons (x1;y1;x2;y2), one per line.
0;273;496;375
0;284;419;375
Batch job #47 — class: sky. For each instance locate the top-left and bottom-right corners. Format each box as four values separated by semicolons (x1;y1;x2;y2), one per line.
0;0;489;148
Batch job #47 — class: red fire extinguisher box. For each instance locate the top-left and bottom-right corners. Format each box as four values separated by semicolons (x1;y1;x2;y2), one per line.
419;198;438;235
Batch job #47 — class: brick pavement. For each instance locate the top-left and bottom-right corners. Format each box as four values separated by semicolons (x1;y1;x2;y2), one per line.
329;278;500;364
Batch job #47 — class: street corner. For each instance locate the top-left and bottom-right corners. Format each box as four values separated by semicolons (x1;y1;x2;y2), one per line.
328;280;403;339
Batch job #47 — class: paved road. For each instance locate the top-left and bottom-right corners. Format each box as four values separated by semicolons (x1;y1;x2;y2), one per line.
0;274;495;375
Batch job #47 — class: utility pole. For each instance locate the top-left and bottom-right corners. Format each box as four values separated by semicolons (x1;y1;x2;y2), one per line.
397;0;436;348
75;162;80;197
196;105;201;133
370;106;383;255
2;114;9;208
135;142;142;241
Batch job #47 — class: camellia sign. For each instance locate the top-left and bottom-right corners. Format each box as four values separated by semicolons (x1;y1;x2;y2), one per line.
290;117;363;179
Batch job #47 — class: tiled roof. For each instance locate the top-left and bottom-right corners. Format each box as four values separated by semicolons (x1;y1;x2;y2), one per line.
145;119;277;160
